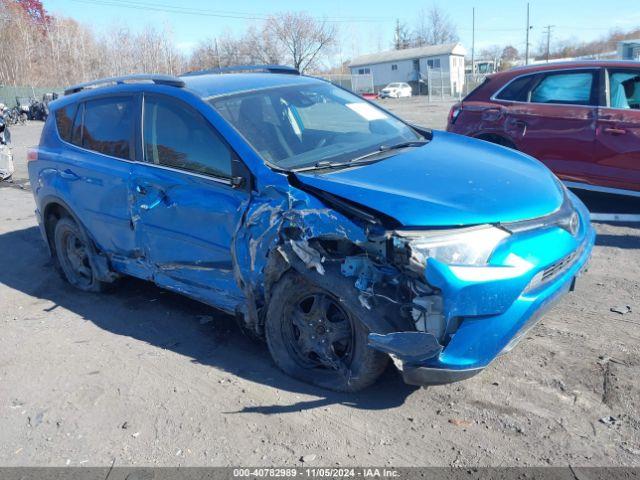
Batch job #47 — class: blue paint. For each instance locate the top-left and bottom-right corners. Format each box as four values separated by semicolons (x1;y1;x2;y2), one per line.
30;72;596;385
295;130;564;227
419;195;594;370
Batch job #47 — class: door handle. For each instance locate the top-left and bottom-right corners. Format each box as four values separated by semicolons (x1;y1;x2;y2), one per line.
603;127;626;135
139;190;167;211
59;168;79;180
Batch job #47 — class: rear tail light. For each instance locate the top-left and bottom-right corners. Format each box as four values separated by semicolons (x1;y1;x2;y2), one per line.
449;105;462;125
27;148;38;162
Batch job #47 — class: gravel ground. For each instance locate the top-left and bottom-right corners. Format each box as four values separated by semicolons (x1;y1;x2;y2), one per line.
1;114;639;467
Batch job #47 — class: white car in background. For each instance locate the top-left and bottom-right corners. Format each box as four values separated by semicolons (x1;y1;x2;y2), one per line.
379;82;412;98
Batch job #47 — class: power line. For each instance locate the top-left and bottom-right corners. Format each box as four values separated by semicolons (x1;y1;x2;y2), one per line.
70;0;395;23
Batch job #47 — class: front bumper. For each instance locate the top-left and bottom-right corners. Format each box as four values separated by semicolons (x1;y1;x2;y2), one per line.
379;196;596;386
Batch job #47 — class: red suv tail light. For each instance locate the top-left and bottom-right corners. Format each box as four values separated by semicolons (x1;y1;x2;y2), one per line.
27;148;38;162
449;104;462;125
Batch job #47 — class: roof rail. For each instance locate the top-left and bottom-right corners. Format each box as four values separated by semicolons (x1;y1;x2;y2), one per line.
182;64;300;77
64;74;185;96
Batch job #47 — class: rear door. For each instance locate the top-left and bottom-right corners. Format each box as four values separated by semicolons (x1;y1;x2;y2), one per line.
53;95;140;259
130;93;248;312
593;67;640;192
501;68;599;182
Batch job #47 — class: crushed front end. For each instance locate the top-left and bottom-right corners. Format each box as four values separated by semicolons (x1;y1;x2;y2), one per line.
366;190;595;386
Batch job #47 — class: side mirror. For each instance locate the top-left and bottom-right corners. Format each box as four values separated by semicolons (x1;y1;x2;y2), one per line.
230;176;245;189
230;157;252;191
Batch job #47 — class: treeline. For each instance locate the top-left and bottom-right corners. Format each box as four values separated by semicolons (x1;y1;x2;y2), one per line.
542;27;640;60
392;6;459;50
0;0;336;88
0;0;186;87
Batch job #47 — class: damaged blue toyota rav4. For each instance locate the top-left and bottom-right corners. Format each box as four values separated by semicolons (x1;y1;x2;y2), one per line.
29;66;595;391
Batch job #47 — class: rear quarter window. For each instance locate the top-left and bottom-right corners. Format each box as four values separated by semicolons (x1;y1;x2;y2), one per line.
79;97;134;160
495;75;536;101
55;103;77;142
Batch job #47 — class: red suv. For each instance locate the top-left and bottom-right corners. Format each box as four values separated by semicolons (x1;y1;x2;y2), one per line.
447;61;640;196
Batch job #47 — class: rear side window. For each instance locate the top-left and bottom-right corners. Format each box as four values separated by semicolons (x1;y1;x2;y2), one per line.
143;95;232;178
530;72;596;105
608;70;640;109
55;103;77;142
74;97;134;160
495;75;535;101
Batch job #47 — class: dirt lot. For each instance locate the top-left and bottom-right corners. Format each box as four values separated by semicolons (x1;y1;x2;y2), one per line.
1;108;639;467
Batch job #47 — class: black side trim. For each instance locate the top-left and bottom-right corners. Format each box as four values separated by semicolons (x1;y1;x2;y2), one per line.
401;365;484;386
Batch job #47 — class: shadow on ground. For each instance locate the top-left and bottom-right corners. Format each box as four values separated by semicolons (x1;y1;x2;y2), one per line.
0;226;419;412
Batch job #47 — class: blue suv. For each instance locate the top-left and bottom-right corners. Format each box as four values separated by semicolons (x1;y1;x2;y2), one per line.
28;66;595;392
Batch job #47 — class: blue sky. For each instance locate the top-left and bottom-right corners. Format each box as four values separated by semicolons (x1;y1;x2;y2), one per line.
44;0;640;62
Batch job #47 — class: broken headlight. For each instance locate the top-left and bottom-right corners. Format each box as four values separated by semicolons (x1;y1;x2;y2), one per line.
395;225;510;269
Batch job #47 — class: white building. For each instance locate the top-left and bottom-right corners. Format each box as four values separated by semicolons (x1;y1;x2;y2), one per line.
618;39;640;61
349;43;467;95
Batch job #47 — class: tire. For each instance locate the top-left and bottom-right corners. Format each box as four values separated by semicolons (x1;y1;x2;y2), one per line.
53;217;107;292
265;271;388;392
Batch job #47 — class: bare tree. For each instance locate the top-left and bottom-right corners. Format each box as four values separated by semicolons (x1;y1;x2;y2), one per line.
245;25;283;65
265;12;336;72
413;5;458;46
393;19;411;50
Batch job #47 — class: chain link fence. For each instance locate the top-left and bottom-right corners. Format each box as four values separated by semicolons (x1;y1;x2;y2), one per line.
320;70;471;102
0;85;61;107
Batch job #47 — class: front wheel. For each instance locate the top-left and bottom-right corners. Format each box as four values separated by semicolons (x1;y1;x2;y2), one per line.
265;271;388;392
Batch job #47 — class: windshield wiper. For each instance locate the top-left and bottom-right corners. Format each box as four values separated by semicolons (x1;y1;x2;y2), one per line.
294;160;355;172
347;139;429;164
293;140;428;173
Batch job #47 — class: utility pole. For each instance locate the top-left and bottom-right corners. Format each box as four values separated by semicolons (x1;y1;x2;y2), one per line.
394;19;400;50
544;25;555;62
525;3;531;65
471;7;475;77
214;38;221;68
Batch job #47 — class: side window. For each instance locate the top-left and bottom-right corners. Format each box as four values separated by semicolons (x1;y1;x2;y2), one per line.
530;71;596;105
81;97;134;160
608;70;640;109
55;103;77;142
495;75;535;102
143;95;232;178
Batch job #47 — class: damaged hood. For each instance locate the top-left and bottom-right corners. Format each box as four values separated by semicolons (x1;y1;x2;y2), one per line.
294;130;564;227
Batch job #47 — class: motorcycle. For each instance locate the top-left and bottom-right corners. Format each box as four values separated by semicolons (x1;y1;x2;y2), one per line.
0;113;15;180
29;99;48;121
5;106;26;126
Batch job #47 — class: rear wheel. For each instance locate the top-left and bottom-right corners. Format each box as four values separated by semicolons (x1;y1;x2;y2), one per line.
53;217;107;292
265;271;388;392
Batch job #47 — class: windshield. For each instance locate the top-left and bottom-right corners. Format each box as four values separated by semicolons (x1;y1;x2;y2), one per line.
209;82;421;170
387;83;402;88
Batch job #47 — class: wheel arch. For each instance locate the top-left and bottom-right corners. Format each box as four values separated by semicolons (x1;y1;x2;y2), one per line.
41;195;79;256
474;132;517;149
262;236;397;335
40;195;117;283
